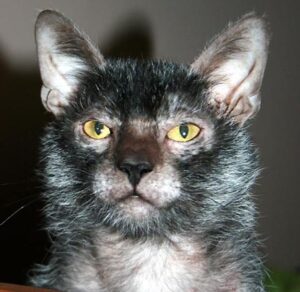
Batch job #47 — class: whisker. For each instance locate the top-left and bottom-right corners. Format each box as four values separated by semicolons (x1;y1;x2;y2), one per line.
0;198;39;227
1;193;39;208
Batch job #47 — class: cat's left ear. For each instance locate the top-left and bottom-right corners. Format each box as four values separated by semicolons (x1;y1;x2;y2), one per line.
35;10;104;115
191;13;270;125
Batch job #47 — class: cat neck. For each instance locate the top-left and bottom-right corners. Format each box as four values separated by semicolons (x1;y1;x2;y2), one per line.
64;228;241;292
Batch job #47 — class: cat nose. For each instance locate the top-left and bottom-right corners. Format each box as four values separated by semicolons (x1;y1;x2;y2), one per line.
117;156;153;186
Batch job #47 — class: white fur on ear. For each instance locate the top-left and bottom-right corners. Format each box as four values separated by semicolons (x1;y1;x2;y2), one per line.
191;13;270;125
35;10;104;115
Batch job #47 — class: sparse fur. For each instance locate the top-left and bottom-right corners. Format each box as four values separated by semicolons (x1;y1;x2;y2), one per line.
30;10;269;292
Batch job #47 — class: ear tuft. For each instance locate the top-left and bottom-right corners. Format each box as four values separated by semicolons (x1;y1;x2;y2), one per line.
191;13;270;125
35;10;104;115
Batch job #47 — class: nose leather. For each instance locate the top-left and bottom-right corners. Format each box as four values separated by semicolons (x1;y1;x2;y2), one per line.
117;155;153;186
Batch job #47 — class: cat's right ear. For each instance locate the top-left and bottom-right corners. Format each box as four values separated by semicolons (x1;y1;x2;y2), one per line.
35;10;104;115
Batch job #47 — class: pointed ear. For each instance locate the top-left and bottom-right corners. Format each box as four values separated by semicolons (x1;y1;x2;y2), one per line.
191;13;270;125
35;10;104;115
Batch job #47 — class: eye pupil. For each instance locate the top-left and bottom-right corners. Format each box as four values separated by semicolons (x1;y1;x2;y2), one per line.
94;121;104;135
179;124;189;138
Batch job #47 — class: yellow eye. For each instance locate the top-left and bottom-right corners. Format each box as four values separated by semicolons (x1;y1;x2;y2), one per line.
83;120;111;139
167;123;201;142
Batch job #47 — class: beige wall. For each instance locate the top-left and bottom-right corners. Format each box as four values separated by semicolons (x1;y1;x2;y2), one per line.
0;0;299;272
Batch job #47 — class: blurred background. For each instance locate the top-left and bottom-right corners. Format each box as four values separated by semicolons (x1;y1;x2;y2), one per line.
0;0;299;290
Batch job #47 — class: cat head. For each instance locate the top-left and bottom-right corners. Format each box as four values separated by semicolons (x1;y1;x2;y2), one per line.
35;10;269;236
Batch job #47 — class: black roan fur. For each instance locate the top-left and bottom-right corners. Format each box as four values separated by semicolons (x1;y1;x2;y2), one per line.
30;10;269;292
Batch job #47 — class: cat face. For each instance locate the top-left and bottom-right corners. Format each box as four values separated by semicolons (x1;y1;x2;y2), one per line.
80;65;216;212
36;11;269;236
43;61;216;234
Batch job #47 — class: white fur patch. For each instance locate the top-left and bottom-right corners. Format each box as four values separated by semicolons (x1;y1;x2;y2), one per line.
65;232;243;291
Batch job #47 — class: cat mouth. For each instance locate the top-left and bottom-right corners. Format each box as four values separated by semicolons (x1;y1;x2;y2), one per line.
117;191;153;206
116;190;157;217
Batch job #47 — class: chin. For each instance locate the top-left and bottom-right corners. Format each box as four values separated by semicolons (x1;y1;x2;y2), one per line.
118;194;159;218
101;199;162;237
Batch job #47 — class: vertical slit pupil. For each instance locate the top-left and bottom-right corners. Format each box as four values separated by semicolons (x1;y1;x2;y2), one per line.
179;124;189;138
94;121;104;135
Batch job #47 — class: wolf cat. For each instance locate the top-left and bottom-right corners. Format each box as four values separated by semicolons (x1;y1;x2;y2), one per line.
31;10;269;292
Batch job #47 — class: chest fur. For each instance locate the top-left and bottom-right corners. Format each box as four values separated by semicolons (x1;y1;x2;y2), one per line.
67;234;240;292
98;239;201;291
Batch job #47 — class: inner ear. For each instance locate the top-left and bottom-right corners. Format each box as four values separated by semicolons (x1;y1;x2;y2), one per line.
191;13;270;125
35;10;105;116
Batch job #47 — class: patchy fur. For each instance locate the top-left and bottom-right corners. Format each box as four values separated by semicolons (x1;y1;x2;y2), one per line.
30;10;269;292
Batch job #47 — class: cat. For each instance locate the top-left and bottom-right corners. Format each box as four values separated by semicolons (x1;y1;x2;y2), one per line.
31;9;270;292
